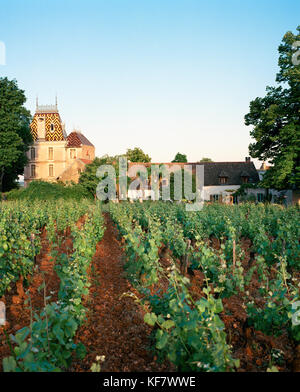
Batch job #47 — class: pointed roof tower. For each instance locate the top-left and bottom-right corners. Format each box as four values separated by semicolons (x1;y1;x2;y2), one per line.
30;99;65;141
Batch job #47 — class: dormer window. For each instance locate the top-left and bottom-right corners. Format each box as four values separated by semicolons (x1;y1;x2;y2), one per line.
218;170;228;184
240;171;250;184
50;124;55;132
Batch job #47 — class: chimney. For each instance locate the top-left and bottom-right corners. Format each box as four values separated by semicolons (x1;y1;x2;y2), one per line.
245;157;251;163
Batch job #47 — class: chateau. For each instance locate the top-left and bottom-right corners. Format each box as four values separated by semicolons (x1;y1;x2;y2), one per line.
24;101;95;186
22;102;298;206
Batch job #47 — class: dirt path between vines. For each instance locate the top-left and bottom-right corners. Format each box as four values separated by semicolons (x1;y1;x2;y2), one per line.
70;214;172;372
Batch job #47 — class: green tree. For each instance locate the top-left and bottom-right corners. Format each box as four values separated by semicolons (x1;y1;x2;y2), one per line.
169;169;196;200
245;26;300;189
172;152;187;163
0;132;24;192
79;155;125;199
198;157;213;162
0;77;32;191
126;147;151;162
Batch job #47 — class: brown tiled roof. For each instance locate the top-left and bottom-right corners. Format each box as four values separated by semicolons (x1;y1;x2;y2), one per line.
79;158;93;164
128;161;259;186
67;132;94;147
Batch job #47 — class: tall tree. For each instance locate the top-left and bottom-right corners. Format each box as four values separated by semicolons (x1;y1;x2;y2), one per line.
245;26;300;189
0;77;32;191
126;147;151;162
172;152;187;163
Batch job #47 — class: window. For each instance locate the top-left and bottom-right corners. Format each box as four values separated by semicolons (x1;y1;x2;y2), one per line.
70;149;76;159
210;194;219;202
257;193;264;202
30;164;36;178
242;176;249;184
30;147;35;160
48;147;53;160
219;177;227;184
49;164;54;177
50;124;55;132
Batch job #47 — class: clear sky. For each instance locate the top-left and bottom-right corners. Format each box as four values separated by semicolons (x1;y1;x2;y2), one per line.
0;0;299;167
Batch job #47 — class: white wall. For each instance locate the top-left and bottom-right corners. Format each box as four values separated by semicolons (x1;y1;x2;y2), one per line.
127;189;154;200
127;185;240;202
203;185;240;201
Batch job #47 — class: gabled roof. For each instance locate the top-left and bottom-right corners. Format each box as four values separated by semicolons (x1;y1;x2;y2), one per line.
67;131;94;147
240;170;250;177
218;170;229;177
200;162;259;186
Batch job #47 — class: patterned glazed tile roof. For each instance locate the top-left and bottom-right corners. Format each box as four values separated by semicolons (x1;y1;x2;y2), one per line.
30;112;65;141
67;132;94;147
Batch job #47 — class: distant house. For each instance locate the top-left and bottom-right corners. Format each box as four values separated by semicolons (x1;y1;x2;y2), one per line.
257;161;271;181
24;102;95;186
257;162;298;206
127;157;261;203
17;175;25;187
199;158;259;203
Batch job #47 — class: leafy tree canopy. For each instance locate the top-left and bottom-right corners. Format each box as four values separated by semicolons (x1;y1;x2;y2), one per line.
126;147;151;162
79;156;115;198
172;152;187;163
245;26;300;190
0;77;32;191
198;157;213;162
79;155;129;198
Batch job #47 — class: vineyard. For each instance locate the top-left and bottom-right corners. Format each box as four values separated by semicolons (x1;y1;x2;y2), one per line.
0;200;299;372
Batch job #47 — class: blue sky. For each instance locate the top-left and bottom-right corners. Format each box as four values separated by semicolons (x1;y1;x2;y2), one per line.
0;0;299;166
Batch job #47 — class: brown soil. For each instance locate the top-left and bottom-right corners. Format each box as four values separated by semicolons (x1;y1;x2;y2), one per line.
0;227;60;371
70;214;173;372
0;217;84;371
1;214;298;373
186;237;297;372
